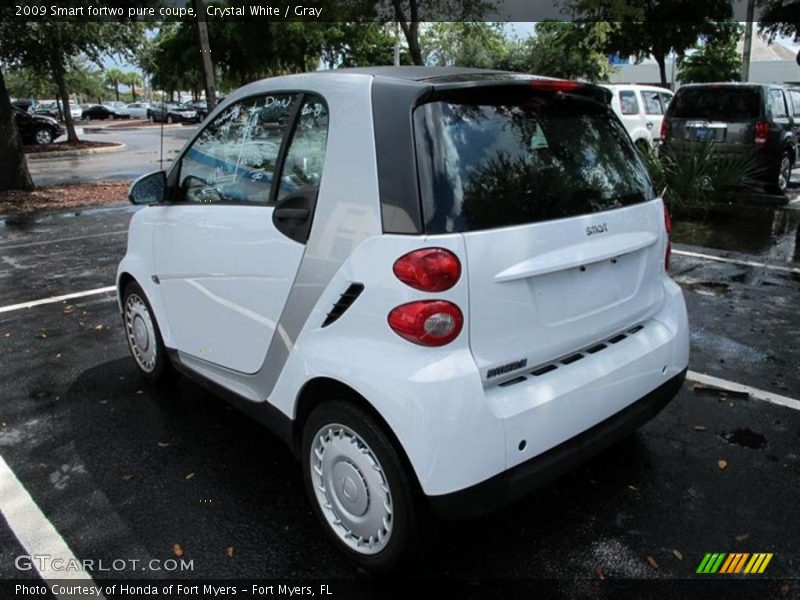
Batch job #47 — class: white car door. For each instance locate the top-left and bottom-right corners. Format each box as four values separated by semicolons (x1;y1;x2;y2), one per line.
152;92;329;374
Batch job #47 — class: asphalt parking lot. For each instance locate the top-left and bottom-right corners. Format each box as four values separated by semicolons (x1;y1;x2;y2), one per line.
0;202;799;592
29;125;197;187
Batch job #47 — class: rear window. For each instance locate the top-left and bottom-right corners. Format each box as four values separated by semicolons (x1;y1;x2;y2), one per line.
414;92;654;234
669;87;761;120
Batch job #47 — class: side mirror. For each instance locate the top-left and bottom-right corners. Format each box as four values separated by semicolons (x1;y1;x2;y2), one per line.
129;171;166;205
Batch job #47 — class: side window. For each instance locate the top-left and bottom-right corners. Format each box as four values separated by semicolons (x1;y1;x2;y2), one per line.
789;90;800;117
619;91;639;115
642;91;663;115
276;95;329;202
768;89;788;118
659;93;673;111
178;93;298;204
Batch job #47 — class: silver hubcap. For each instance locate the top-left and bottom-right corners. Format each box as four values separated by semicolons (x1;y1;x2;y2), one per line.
36;129;52;144
778;156;791;191
125;294;157;373
310;424;393;555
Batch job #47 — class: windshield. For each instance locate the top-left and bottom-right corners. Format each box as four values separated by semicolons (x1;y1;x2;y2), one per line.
669;87;761;120
414;92;654;233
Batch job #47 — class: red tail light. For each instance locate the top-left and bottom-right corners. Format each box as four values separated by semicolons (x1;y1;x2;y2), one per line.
663;204;672;271
755;121;768;146
393;248;461;292
388;300;463;347
660;119;669;140
528;79;583;93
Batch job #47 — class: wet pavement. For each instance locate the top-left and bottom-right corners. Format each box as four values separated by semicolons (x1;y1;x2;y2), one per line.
0;205;798;589
28;126;197;187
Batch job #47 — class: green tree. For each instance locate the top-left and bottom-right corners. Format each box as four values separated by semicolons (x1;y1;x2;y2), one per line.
758;0;800;42
567;0;735;87
0;22;143;145
678;26;743;83
105;67;125;102
122;71;142;102
523;21;615;81
0;64;33;191
422;22;510;68
389;0;495;65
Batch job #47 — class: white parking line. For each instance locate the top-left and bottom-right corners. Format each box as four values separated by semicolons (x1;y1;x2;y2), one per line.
687;370;800;412
673;249;800;275
0;286;116;315
0;454;104;598
0;230;126;251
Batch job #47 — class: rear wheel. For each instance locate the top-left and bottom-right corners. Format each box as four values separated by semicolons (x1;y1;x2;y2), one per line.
635;138;650;156
768;150;792;195
301;400;422;572
166;114;174;124
122;281;175;384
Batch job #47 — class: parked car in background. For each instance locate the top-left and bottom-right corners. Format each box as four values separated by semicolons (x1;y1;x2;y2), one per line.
33;101;60;119
183;101;208;119
126;102;151;119
102;101;131;118
82;104;128;121
12;99;34;113
148;102;200;123
662;83;797;194
13;106;63;144
118;67;689;571
603;84;673;151
32;101;85;122
68;103;85;121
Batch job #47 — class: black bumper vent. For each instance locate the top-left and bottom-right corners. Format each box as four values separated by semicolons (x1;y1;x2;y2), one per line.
322;283;364;328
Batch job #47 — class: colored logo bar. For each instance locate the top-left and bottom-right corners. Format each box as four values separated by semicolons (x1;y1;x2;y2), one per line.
696;553;773;574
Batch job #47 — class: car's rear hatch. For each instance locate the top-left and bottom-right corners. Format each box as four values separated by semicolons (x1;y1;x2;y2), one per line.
414;82;668;382
666;85;763;145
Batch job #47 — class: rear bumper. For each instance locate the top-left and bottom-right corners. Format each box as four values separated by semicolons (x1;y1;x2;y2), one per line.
429;367;686;519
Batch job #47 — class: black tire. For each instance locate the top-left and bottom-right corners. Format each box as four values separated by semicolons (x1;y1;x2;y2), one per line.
301;400;424;572
166;114;174;124
121;281;176;384
34;128;54;145
767;150;792;195
635;138;651;156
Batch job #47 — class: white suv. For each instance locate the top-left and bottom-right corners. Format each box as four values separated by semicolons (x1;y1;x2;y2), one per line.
603;84;674;150
118;67;689;571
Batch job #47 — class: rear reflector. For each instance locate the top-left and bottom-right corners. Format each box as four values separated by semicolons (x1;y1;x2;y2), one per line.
388;300;463;347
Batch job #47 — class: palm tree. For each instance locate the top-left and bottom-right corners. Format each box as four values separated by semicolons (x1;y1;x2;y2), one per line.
123;71;141;101
104;67;124;101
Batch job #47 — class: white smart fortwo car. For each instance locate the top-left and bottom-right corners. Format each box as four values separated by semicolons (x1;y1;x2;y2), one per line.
118;67;689;571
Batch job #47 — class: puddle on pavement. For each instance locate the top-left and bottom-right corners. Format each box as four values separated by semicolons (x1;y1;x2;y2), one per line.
719;428;768;450
672;203;800;263
681;281;731;296
0;204;139;229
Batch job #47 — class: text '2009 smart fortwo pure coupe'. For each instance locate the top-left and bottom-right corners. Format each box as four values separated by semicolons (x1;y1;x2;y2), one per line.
118;67;689;571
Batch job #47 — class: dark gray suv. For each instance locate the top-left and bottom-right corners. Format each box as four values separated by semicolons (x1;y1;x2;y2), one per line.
662;83;797;194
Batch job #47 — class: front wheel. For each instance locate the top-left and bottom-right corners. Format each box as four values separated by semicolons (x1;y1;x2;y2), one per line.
166;114;174;124
34;128;54;145
122;281;175;384
301;400;422;572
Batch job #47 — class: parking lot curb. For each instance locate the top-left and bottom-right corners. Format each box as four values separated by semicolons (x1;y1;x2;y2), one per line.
82;123;185;133
25;143;128;160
